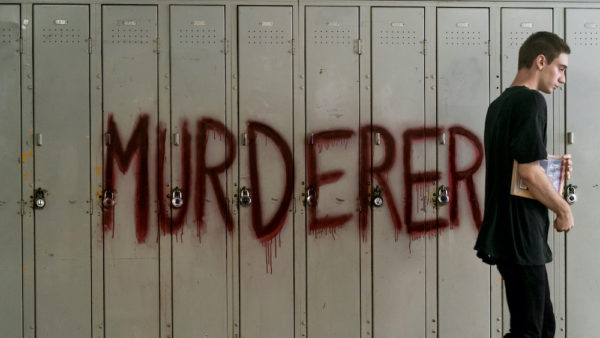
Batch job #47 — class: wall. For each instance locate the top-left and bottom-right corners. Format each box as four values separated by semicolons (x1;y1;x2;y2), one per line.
0;1;599;337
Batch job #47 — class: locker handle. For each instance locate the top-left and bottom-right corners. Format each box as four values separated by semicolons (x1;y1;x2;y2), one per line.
567;132;574;145
375;132;381;145
173;132;180;146
36;133;43;146
439;132;446;145
242;132;247;146
105;133;111;146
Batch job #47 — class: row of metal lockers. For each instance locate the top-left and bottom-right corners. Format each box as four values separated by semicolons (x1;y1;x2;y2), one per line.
1;2;599;338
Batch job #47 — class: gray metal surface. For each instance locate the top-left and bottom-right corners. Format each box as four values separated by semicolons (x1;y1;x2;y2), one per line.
32;5;91;337
169;5;229;338
102;5;159;337
305;6;360;338
565;8;600;337
371;6;428;338
237;6;295;338
436;7;490;338
0;5;22;338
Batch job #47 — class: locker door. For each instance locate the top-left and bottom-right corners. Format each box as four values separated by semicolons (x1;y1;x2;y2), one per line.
500;9;556;335
32;5;91;337
169;5;229;337
436;8;489;338
565;9;600;336
0;5;22;338
238;6;295;338
371;7;428;337
102;6;159;337
305;6;360;338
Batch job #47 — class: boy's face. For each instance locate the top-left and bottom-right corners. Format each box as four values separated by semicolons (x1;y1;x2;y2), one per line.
538;52;568;94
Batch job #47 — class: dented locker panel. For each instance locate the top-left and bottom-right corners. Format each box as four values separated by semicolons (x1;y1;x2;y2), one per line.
169;5;229;338
371;7;428;338
238;6;295;338
436;7;489;338
305;6;360;338
0;5;22;338
102;5;159;337
565;9;600;337
33;5;91;337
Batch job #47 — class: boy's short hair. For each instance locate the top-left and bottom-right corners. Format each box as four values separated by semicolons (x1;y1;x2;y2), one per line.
518;31;571;69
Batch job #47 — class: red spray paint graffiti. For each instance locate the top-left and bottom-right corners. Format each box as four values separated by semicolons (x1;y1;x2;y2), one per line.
157;120;192;236
104;117;485;248
306;129;355;235
359;125;403;240
247;120;294;243
195;118;236;236
104;114;151;243
403;127;448;235
448;126;484;229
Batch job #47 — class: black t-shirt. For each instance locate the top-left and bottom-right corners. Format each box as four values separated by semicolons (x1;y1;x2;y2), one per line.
474;86;551;266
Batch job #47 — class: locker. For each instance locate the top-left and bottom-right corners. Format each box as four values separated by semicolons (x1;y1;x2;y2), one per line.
102;5;159;337
436;7;489;338
169;5;229;337
0;5;22;338
565;9;600;337
371;7;428;338
32;5;91;336
305;6;360;338
237;6;295;338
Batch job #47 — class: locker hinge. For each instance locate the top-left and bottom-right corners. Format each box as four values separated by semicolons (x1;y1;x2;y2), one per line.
290;38;296;55
487;40;491;56
88;37;92;54
421;39;427;55
155;39;160;54
292;196;296;214
19;199;26;216
223;38;230;55
355;39;364;55
19;36;23;54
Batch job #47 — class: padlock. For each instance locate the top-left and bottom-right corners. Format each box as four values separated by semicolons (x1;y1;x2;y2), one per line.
436;185;450;206
34;188;46;209
305;186;316;207
564;184;577;205
239;187;252;207
371;185;384;207
171;187;184;208
102;189;115;209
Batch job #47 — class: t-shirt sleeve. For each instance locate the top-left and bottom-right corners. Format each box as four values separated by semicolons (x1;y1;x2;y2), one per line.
509;91;548;163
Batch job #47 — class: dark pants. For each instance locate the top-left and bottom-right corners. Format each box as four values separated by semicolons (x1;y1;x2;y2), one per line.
497;263;556;338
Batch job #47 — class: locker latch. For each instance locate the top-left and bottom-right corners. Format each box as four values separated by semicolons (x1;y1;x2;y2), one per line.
564;184;577;204
171;187;184;208
34;188;46;209
371;185;384;208
239;187;252;207
433;185;450;207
